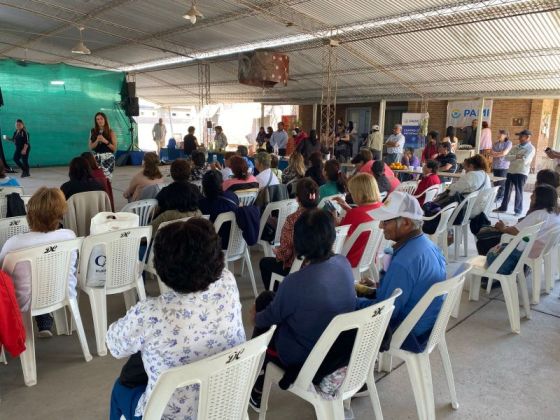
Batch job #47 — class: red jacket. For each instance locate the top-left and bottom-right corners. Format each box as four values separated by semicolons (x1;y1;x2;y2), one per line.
414;173;441;206
0;271;26;357
340;202;382;267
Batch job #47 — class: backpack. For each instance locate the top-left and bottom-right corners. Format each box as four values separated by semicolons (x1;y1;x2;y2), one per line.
6;193;26;217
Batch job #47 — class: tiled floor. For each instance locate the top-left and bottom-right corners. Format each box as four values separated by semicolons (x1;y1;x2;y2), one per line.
1;166;559;420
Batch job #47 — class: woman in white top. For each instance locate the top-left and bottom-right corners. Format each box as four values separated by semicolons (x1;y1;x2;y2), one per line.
107;218;245;420
443;125;459;153
0;187;76;337
494;185;560;258
449;155;491;216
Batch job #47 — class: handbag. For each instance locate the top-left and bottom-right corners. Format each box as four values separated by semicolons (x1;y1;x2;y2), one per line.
475;227;502;255
470;212;491;235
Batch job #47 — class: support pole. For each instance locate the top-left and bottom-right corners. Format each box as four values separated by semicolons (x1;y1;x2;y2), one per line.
312;103;318;130
319;38;339;156
260;103;265;127
475;97;485;152
378;99;386;140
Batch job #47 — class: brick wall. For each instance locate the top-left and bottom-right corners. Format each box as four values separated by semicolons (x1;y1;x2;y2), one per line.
408;100;448;138
489;99;532;140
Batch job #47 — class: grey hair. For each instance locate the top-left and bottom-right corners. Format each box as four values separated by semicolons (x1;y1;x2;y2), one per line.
396;217;423;231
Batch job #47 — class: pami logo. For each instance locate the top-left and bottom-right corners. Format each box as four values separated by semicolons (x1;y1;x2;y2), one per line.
451;109;461;119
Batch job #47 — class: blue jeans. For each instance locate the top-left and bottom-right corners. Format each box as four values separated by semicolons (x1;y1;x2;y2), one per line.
109;378;146;420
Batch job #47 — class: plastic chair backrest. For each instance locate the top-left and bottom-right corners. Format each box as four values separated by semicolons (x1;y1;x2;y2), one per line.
379;191;388;201
258;199;298;246
0;216;29;249
540;225;560;257
293;290;401;398
333;225;350;254
121;199;158;226
79;227;151;292
143;326;276;420
341;221;382;272
395;181;418;195
390;263;471;354
234;189;259;207
415;184;440;203
449;191;479;226
486;222;543;275
477;186;499;215
2;238;83;314
214;212;246;260
430;202;458;237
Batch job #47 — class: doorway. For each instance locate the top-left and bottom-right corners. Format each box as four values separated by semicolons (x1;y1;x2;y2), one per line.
346;107;371;139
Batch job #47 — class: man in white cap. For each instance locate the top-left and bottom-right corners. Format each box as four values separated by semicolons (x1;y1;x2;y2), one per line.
356;191;446;351
367;124;383;155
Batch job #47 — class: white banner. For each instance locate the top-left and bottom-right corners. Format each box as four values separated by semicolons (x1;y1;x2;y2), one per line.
447;100;493;127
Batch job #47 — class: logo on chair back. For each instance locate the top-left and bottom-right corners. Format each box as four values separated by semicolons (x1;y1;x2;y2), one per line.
372;307;383;318
120;231;131;238
225;348;245;364
44;245;57;254
9;220;20;226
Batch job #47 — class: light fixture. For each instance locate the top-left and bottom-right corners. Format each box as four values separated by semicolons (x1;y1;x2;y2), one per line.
183;1;204;24
50;81;65;85
71;27;91;55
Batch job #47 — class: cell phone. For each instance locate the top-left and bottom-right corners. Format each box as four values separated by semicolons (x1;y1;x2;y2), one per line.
324;200;337;214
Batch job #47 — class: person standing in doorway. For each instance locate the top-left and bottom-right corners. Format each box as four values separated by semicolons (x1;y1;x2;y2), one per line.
8;119;30;177
151;118;167;157
495;129;535;216
463;119;478;147
384;124;405;164
183;126;198;156
89;112;117;179
214;126;228;151
491;129;512;202
270;122;288;156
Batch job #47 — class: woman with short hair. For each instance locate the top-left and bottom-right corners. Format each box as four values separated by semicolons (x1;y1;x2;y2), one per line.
60;156;104;200
150;180;201;232
305;151;326;186
123;152;164;202
319;159;347;200
222;156;259;192
414;160;441;206
107;218;245;420
188;150;208;182
0;187;77;337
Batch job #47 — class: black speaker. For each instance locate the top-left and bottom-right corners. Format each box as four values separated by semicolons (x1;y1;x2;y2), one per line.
126;82;136;98
0;88;4;107
125;97;139;117
206;120;213;129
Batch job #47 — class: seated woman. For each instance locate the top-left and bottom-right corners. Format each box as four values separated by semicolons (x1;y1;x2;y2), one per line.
0;187;76;337
305;152;326;186
401;147;420;168
155;159;190;213
448;155;490;196
151;179;201;232
331;173;382;267
421;131;439;163
371;160;399;194
81;152;114;210
0;161;20;186
123;152;164;202
259;178;319;290
319;159;347;200
222;156;259;192
477;185;560;261
282;152;305;184
535;169;559;190
249;209;356;410
188;150;208;182
60;156;104;200
107;218;245;420
414;160;441;206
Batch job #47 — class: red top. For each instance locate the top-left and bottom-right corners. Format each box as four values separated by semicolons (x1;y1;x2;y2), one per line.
274;207;305;269
422;144;439;163
414;173;441;206
340;202;382;267
388;175;400;193
0;271;26;357
91;168;114;211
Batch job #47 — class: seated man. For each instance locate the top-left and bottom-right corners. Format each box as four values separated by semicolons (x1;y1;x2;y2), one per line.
435;141;457;174
254;151;280;189
356;192;446;352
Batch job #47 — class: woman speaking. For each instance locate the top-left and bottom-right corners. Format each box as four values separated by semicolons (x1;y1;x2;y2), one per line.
89;112;117;179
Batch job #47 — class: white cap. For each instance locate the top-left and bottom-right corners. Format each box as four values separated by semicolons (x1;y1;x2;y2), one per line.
372;124;380;130
368;191;424;221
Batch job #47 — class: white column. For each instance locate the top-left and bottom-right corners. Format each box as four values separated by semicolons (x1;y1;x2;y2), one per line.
378;100;386;136
475;97;485;152
260;103;265;127
312;103;318;130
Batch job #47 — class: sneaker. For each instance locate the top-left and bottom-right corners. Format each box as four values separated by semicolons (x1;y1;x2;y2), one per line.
493;208;506;213
38;329;53;338
249;390;261;413
514;213;522;217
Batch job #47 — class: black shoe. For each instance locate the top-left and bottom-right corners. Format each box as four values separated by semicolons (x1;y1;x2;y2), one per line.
21;172;30;178
249;390;261;413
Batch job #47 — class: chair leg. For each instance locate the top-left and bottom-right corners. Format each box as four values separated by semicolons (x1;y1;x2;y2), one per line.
312;398;345;420
259;370;274;420
378;352;393;373
404;354;434;420
366;371;384;420
438;339;459;410
499;277;521;334
468;274;481;301
53;307;70;335
544;253;553;293
453;227;460;261
136;276;147;301
20;311;37;386
451;281;464;318
123;289;138;310
87;289;108;356
67;298;92;362
0;347;7;364
462;225;469;257
244;249;258;297
517;271;532;320
530;259;542;305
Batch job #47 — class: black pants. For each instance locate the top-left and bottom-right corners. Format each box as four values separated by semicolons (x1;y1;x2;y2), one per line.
278;148;286;157
492;168;508;200
259;257;290;291
14;146;30;174
498;173;527;215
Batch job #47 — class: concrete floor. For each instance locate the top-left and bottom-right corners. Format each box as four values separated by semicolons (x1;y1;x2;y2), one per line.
1;166;559;420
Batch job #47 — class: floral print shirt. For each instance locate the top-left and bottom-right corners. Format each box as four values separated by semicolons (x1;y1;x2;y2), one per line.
106;269;245;419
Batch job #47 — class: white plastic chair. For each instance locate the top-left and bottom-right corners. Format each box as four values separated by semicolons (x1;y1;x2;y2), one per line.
333;224;351;254
423;202;458;263
0;186;24;218
235;188;259;207
259;290;401;420
269;257;304;291
395;180;418;195
448;191;479;261
214;211;258;297
520;225;560;304
379;191;388;201
78;226;152;356
257;199;299;257
476;186;499;216
0;216;29;248
121;199;158;226
414;184;440;204
544;229;560;294
341;221;383;282
143;327;275;420
2;238;92;386
378;264;471;420
467;223;543;333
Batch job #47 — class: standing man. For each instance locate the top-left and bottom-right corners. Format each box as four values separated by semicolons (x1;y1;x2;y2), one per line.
270;122;288;156
495;129;535;216
463;119;477;147
367;124;383;156
384;124;405;164
151;118;167;157
183;126;198;156
214;126;228;151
